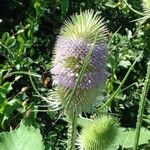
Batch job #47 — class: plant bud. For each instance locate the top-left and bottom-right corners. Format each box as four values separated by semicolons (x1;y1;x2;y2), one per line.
79;116;119;150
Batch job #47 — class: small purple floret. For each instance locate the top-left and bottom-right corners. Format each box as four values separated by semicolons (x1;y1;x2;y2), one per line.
51;37;107;90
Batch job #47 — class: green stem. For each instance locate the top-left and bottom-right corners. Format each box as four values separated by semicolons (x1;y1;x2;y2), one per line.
123;0;145;16
0;41;15;59
133;61;150;150
65;33;98;113
3;71;41;79
28;71;52;104
28;71;43;98
65;34;98;150
67;107;78;150
4;70;47;101
98;52;143;111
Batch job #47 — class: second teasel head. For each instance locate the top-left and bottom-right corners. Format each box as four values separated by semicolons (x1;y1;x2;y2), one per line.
78;115;119;150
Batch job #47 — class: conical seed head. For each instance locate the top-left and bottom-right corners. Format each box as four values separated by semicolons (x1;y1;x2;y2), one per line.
51;10;108;114
79;116;119;150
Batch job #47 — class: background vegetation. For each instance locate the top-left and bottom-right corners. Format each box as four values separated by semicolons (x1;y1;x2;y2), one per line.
0;0;150;149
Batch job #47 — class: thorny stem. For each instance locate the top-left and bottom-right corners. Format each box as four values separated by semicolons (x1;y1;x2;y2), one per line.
65;33;98;113
133;61;150;150
65;34;98;150
67;107;78;150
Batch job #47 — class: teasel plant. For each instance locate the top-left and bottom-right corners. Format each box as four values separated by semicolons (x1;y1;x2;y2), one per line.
133;61;150;150
50;10;119;150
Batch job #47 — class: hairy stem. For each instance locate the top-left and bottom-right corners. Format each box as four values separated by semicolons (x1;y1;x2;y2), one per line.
65;33;98;113
65;34;98;150
133;61;150;150
67;107;78;150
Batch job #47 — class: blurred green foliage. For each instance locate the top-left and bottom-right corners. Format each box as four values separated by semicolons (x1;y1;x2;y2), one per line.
0;0;150;149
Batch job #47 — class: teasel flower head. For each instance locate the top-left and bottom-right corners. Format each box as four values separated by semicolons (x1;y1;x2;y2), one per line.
78;115;119;150
50;10;108;115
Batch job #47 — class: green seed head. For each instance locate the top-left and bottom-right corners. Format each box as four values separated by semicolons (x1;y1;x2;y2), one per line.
79;115;119;150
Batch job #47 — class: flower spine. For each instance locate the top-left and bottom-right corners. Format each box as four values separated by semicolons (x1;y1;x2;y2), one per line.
51;10;108;115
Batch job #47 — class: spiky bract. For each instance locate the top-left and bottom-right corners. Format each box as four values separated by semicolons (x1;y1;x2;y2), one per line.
60;10;108;44
79;116;119;150
51;10;108;115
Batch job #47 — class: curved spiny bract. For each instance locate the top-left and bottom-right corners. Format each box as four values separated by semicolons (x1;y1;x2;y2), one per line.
60;10;108;44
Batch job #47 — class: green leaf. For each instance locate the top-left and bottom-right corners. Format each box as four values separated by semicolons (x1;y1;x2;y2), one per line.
77;116;92;127
116;128;150;148
1;32;16;48
63;116;92;127
1;32;9;43
5;37;16;48
0;98;21;128
105;0;117;8
0;69;6;84
59;0;69;19
34;1;42;18
0;124;45;150
0;82;12;98
118;60;131;68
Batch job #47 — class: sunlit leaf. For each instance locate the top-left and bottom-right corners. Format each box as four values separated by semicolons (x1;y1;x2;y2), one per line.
115;128;150;148
0;124;45;150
